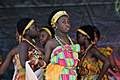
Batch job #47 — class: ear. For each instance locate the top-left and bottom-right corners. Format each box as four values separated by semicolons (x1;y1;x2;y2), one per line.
55;22;58;27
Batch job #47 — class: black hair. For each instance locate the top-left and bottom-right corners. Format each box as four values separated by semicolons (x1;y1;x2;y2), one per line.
48;9;66;27
77;25;95;42
40;26;55;38
17;18;33;35
92;26;100;40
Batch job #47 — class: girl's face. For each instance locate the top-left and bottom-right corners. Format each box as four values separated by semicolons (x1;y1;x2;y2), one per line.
28;23;39;38
39;30;51;46
77;32;86;45
56;16;70;34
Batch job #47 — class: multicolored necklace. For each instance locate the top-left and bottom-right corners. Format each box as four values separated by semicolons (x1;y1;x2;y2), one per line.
55;34;77;53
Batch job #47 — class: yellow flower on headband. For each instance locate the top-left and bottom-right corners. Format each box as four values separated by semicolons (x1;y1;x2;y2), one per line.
51;11;69;28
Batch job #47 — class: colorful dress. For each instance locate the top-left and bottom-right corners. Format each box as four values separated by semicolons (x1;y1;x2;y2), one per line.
79;47;112;80
46;44;80;80
98;47;112;68
15;49;42;80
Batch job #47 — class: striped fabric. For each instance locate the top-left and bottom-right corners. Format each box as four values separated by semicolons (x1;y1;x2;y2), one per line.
79;46;112;80
15;49;41;80
46;44;80;80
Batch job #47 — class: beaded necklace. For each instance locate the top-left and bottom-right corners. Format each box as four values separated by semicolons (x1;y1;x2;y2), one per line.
55;34;78;53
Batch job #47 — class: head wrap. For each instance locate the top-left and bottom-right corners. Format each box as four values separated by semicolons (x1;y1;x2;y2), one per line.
51;11;69;28
77;25;94;41
41;28;52;37
40;26;55;38
17;18;34;42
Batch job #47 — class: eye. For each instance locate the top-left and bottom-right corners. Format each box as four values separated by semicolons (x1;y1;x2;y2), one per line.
63;21;66;24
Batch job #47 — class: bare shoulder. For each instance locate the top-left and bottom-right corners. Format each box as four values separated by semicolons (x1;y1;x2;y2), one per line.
45;38;58;49
18;41;29;48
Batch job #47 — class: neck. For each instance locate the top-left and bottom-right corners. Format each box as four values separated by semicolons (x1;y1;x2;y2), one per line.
24;36;34;44
83;40;91;50
56;31;67;38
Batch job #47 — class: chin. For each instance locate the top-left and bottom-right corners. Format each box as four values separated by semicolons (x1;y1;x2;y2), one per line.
64;31;69;34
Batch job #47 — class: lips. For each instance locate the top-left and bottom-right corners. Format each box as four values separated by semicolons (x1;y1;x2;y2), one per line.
40;40;45;45
65;27;70;32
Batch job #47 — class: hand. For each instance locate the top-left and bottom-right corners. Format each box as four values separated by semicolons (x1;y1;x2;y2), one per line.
112;66;120;73
29;58;39;66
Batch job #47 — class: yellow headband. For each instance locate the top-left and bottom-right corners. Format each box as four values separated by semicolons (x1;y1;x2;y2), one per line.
19;19;34;42
77;29;90;39
42;28;52;37
51;11;69;28
22;19;34;36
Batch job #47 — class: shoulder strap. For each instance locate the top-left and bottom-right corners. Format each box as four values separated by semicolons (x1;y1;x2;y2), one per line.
22;39;44;58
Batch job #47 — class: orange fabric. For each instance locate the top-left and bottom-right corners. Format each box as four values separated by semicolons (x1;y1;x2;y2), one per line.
46;63;64;80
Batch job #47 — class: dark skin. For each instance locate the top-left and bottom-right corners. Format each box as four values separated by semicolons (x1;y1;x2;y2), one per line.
0;26;46;75
0;31;19;75
18;23;39;68
30;28;54;65
77;33;110;80
43;15;71;65
0;53;2;65
39;30;52;47
0;47;17;75
93;30;120;72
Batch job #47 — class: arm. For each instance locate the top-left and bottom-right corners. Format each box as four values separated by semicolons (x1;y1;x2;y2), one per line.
0;54;2;65
0;47;17;75
44;40;53;64
37;40;54;67
90;46;110;80
18;42;28;68
109;50;120;72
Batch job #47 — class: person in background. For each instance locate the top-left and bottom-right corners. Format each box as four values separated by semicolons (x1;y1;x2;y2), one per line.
0;30;19;78
91;26;120;79
76;25;110;80
39;26;55;53
0;53;2;65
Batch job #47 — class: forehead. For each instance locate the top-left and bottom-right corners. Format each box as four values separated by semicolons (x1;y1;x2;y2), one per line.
77;32;83;36
30;23;36;28
39;30;49;35
58;15;69;21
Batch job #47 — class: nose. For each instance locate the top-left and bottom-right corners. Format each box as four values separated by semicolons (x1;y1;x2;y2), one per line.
66;23;70;28
66;22;70;27
37;27;39;32
39;35;42;40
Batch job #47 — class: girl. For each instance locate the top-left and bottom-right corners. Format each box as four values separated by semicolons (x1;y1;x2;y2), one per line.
15;18;44;80
42;10;81;80
76;25;110;80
